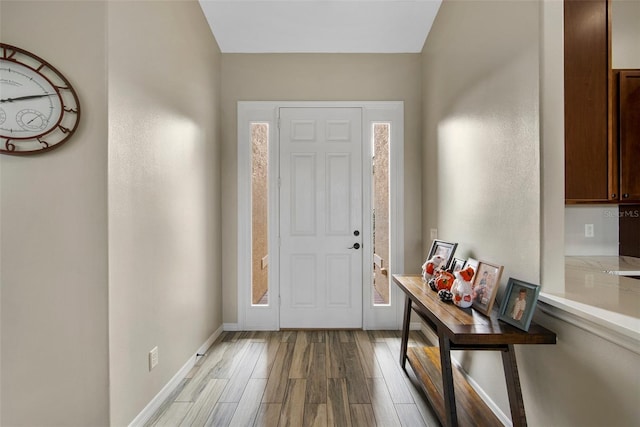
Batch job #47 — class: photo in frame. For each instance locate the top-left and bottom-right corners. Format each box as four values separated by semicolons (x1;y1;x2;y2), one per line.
426;239;458;271
471;260;504;315
498;278;541;332
450;258;466;273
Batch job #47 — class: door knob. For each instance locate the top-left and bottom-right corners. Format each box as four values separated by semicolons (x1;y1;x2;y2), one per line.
348;243;361;250
353;230;360;236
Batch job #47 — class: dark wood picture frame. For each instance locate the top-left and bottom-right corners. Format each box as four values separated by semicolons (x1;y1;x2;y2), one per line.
465;257;479;272
471;260;504;316
450;257;466;273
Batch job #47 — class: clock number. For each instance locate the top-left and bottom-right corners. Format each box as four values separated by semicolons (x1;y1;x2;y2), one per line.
5;139;16;152
38;138;50;148
64;107;78;114
2;47;16;59
58;125;71;134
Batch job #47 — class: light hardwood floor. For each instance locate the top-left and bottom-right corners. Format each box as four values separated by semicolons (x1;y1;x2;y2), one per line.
145;330;441;427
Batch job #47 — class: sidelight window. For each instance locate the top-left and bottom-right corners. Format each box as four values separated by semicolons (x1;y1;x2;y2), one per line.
372;123;391;305
251;123;269;305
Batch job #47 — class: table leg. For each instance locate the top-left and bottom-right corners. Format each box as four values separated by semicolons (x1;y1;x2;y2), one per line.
399;294;412;370
438;334;458;427
502;344;527;427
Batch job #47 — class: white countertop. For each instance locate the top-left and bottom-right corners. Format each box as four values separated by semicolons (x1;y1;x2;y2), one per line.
539;256;640;351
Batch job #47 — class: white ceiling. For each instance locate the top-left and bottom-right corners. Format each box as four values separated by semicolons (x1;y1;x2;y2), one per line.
198;0;442;53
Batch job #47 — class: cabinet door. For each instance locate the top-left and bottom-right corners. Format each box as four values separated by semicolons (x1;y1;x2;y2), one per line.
619;71;640;202
619;205;640;257
564;0;611;202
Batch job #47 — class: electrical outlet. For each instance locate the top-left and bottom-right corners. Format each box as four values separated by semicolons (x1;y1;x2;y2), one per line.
585;224;594;238
149;346;159;371
430;228;438;240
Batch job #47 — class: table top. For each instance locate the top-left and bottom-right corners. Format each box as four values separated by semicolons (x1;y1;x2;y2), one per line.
393;274;557;346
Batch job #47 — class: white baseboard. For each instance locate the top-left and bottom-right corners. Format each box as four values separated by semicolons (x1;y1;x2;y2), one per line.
228;322;413;331
223;322;240;331
128;325;224;427
451;358;512;427
420;322;438;345
419;323;511;426
409;321;422;330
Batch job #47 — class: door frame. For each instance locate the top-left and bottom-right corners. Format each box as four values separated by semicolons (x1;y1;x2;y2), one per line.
237;101;404;330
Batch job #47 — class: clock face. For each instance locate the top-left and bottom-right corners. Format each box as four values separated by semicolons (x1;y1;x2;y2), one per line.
0;44;80;155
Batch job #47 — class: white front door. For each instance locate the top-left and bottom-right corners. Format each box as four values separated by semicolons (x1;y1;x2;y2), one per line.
279;107;363;328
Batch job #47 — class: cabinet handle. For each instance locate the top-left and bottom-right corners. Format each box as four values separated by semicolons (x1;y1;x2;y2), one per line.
611;194;617;199
623;193;630;198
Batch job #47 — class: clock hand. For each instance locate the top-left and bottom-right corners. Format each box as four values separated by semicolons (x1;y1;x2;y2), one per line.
0;93;56;103
27;115;45;125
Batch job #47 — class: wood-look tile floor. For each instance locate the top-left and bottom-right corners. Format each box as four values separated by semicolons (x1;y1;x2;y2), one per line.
145;330;440;427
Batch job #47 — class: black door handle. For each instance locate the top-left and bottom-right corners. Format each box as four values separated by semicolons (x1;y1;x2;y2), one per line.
348;243;361;250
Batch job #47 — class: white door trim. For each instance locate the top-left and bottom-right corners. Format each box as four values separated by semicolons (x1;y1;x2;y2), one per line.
237;101;404;330
237;104;280;330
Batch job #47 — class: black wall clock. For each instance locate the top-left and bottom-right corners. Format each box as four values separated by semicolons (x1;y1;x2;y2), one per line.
0;43;80;155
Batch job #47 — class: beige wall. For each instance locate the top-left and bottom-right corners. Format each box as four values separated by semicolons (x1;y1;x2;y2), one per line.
612;0;640;68
220;54;423;323
422;0;541;416
422;1;639;425
421;0;541;280
1;1;222;425
107;1;222;425
519;310;640;425
0;1;109;425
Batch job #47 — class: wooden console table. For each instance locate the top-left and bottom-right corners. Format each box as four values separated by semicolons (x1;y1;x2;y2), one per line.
393;274;556;427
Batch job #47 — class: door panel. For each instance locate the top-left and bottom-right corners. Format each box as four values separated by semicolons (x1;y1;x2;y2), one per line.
327;153;351;234
290;254;316;307
279;107;362;328
290;153;316;234
326;254;351;307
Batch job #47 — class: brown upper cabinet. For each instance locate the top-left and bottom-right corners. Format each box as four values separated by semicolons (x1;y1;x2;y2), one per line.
564;0;639;204
564;0;609;203
618;70;640;201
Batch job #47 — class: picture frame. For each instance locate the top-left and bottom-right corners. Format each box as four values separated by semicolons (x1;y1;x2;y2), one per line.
465;257;479;272
498;278;541;332
450;257;466;273
471;260;504;316
426;239;458;271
